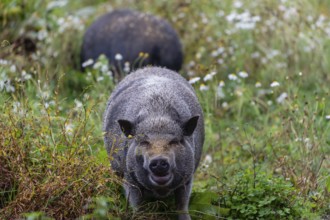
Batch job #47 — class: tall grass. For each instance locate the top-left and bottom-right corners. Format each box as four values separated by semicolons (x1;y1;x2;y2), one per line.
1;0;329;219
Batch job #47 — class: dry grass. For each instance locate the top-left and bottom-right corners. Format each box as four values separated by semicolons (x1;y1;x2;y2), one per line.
0;105;123;219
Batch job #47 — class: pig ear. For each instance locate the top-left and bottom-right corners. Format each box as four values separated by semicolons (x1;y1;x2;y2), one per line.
182;115;199;136
118;119;135;137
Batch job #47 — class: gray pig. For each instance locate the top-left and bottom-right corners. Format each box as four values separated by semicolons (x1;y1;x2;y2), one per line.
103;67;204;219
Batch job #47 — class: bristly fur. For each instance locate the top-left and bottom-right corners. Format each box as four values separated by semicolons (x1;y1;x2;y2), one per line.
103;67;204;220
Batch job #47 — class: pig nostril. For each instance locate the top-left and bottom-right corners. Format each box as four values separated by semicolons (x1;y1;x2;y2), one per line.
160;160;169;169
149;158;170;176
150;161;158;169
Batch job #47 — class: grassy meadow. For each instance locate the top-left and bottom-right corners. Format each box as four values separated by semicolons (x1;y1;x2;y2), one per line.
1;0;330;219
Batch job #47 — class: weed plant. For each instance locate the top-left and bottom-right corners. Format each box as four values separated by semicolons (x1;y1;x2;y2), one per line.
1;0;330;219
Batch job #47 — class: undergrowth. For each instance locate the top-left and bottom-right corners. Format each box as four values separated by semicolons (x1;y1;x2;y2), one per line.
1;0;330;219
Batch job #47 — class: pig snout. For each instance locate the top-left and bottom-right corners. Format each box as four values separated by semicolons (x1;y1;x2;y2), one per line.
145;155;175;186
149;157;170;176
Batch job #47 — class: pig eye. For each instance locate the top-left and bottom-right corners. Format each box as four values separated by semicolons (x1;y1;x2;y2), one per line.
140;141;150;146
169;140;179;145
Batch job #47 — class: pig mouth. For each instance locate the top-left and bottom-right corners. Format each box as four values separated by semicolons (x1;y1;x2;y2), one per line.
149;173;173;187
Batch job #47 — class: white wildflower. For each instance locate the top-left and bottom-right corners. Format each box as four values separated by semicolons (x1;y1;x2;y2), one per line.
74;99;83;109
275;62;287;69
325;26;330;37
57;15;83;32
206;37;213;42
83;93;90;101
53;51;59;58
203;71;217;81
37;30;48;41
228;73;238;81
236;22;255;30
233;1;243;8
22;70;32;81
93;61;102;70
57;17;65;26
283;7;298;21
12;102;23;115
226;11;260;30
100;64;108;73
255;82;262;88
105;71;113;78
47;0;68;10
82;59;94;68
307;15;313;22
226;12;238;23
228;47;234;54
124;62;130;73
217;47;225;54
202;154;212;169
1;80;15;93
217;10;225;17
276;92;288;104
278;5;286;11
65;122;74;135
219;80;225;87
217;87;225;98
251;52;260;58
222;102;229;108
261;57;268;64
304;138;312;149
217;58;224;64
235;88;243;96
115;53;123;61
40;90;50;99
0;59;10;66
201;14;208;24
238;71;248;78
204;154;212;164
97;76;104;82
270;81;280;87
257;89;273;96
316;15;326;28
199;84;209;91
189;77;201;84
187;71;195;76
252;16;261;22
267;50;280;59
178;12;185;18
188;61;196;67
211;50;219;57
326;115;330;120
10;65;16;73
44;100;55;109
195;52;202;59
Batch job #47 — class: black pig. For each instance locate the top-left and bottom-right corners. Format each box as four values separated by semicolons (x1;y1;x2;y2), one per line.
81;9;183;74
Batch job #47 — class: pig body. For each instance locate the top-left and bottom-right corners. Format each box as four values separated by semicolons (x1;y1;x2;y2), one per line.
81;9;183;73
103;67;204;219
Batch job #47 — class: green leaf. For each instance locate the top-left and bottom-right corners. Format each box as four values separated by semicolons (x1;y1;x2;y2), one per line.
189;191;229;218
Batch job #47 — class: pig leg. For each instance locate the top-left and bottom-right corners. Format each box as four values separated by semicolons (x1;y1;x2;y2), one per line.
124;182;143;208
175;179;192;220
